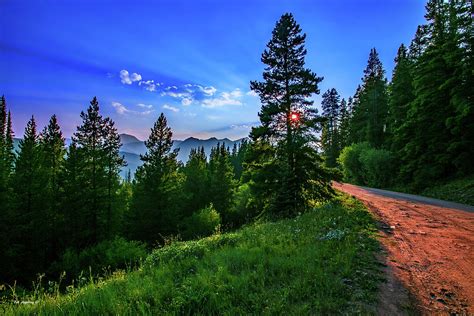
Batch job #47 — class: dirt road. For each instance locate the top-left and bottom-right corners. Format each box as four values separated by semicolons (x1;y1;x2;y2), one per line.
334;182;474;315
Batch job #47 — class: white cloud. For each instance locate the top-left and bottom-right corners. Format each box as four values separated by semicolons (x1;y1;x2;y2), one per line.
196;85;217;96
202;88;243;108
182;98;193;106
246;90;258;97
112;101;128;114
112;102;154;116
139;80;158;92
119;70;142;85
163;104;180;112
231;124;255;130
137;103;153;109
130;72;142;82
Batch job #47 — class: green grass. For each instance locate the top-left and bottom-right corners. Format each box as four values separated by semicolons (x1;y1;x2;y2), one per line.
421;174;474;206
3;194;382;315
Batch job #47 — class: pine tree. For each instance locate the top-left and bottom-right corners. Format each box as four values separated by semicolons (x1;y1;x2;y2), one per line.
39;115;66;262
400;0;457;188
0;97;15;282
129;113;183;244
230;139;249;181
249;13;332;216
68;97;124;247
387;44;415;153
351;48;389;148
10;116;47;281
61;143;83;248
208;143;235;226
338;98;351;150
103;117;125;238
444;0;474;174
321;88;341;167
182;147;209;218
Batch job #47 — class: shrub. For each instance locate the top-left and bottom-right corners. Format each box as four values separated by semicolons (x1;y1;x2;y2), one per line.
50;237;147;280
359;147;396;188
338;143;371;184
181;204;221;240
226;183;256;228
339;143;396;188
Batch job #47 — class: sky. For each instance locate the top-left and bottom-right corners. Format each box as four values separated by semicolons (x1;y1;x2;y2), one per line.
0;0;427;140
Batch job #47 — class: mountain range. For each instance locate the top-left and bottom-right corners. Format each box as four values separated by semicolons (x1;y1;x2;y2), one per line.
13;134;245;178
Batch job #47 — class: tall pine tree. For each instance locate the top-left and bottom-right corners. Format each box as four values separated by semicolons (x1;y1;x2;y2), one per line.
129;113;183;244
67;97;124;247
249;13;333;217
350;48;389;148
321;88;341;167
10;116;47;281
387;44;415;153
39;115;66;262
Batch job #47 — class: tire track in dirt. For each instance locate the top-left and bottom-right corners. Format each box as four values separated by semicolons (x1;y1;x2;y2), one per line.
334;182;474;315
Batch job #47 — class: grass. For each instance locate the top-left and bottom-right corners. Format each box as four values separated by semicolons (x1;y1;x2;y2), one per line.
2;194;382;315
421;174;474;206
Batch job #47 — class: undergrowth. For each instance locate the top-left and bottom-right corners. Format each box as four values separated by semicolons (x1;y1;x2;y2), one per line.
2;193;382;315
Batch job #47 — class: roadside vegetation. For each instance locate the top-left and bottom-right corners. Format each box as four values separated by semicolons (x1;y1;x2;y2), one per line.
421;175;474;206
322;1;473;205
2;194;381;315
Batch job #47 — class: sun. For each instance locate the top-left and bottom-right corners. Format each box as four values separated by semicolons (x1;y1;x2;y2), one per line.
290;112;300;122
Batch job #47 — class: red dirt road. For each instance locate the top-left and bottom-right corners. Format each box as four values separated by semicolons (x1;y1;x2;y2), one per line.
334;182;474;315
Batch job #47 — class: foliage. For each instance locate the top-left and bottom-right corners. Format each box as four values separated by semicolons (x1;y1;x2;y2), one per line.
249;13;333;217
226;183;256;228
338;143;371;185
339;143;396;188
349;48;389;148
208;143;236;226
421;175;474;206
182;147;209;218
128;113;184;244
4;194;381;315
358;147;397;188
65;97;125;248
321;88;342;168
49;237;147;281
181;204;221;240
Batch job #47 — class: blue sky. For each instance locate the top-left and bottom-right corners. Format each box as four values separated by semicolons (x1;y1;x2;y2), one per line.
0;0;426;140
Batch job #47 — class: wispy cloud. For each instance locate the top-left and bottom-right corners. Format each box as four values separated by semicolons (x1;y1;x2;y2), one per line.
112;101;129;114
137;103;153;109
139;80;158;92
202;88;243;108
112;101;154;115
195;85;217;96
119;69;142;85
163;104;180;112
231;122;259;130
246;90;258;97
181;98;193;106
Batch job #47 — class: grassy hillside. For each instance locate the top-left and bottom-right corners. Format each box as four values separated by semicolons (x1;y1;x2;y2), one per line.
421;175;474;206
3;194;381;315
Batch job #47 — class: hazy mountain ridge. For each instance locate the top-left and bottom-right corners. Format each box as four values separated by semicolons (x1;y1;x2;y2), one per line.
13;134;245;178
119;134;245;177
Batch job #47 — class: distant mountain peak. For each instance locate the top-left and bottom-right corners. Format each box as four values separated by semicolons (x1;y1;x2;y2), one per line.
119;133;141;144
184;136;199;142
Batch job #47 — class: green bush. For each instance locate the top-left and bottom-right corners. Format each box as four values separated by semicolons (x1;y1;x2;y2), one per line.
359;147;396;188
50;237;147;280
226;183;256;228
338;142;371;184
181;204;221;240
339;143;396;188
